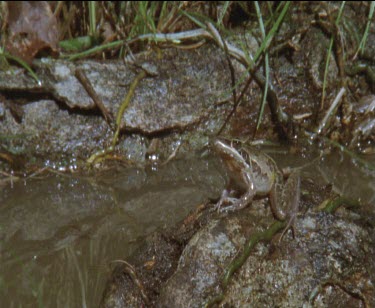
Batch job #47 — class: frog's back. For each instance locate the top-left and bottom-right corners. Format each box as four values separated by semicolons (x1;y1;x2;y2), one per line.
240;147;278;195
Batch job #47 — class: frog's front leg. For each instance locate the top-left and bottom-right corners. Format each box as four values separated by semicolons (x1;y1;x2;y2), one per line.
215;186;256;212
214;189;235;209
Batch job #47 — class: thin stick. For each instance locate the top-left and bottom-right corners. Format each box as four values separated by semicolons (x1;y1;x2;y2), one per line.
316;87;346;134
110;260;150;306
75;68;114;128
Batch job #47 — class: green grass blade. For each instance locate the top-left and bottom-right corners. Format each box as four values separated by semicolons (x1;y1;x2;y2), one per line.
88;1;96;38
179;10;210;29
321;1;346;108
354;1;374;58
253;1;290;63
2;51;41;85
218;1;230;25
157;1;169;29
63;40;124;61
254;1;270;133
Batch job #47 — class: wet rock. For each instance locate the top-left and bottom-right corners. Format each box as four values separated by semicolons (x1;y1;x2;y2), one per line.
0;99;112;165
156;204;375;307
222;212;375;306
0;44;236;166
0;44;232;133
101;180;375;307
156;215;248;307
350;95;375;153
101;232;182;308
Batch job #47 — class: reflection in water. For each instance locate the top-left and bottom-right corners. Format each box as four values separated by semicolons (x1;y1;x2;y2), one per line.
0;157;224;307
317;152;375;204
268;146;375;206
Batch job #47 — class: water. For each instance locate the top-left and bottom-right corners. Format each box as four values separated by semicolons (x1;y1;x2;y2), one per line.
271;146;375;205
0;157;224;307
1;148;374;307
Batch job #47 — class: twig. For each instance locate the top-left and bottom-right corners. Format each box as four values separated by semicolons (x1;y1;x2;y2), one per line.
110;260;150;306
316;87;346;134
161;142;182;165
75;68;114;128
208;23;238;135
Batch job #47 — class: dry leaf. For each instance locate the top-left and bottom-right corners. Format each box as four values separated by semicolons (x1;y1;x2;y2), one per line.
5;1;59;63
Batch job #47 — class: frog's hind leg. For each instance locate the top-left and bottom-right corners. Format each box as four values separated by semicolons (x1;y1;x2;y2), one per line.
279;172;301;242
278;217;296;242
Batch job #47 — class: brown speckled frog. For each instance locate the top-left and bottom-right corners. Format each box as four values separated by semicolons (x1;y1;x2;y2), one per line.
213;139;300;231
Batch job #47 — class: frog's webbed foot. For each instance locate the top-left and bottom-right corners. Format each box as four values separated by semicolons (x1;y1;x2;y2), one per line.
214;189;237;212
214;189;255;213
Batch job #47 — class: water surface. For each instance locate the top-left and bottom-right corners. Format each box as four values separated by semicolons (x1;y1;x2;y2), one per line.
1;147;374;307
0;157;224;307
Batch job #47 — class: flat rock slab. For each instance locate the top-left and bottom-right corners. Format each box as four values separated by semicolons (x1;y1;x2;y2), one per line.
0;99;111;166
1;44;232;134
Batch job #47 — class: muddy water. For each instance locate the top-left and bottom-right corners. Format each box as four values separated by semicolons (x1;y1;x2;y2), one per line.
317;152;375;204
0;157;225;307
272;147;375;205
1;149;374;307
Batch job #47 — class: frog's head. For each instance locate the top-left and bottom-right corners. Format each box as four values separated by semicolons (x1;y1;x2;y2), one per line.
213;138;253;191
213;139;248;170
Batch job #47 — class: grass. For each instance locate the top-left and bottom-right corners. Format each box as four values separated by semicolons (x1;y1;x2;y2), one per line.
0;49;41;85
353;1;375;59
321;1;346;109
254;1;270;135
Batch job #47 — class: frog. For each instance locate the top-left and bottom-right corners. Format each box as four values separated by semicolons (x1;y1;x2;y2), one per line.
213;139;300;236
